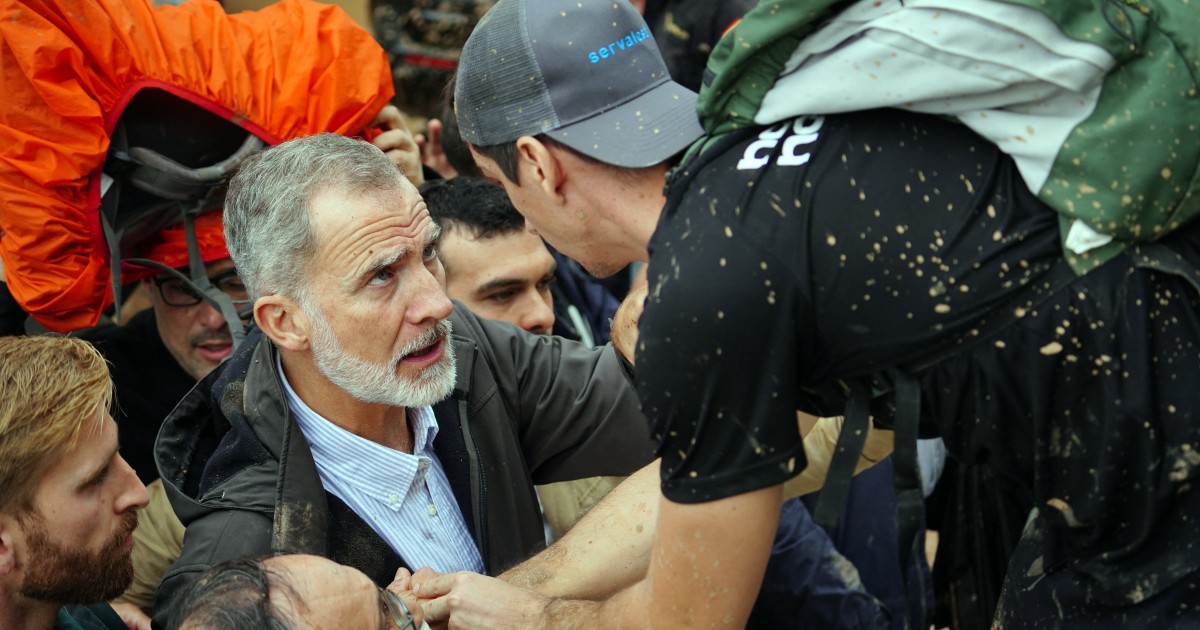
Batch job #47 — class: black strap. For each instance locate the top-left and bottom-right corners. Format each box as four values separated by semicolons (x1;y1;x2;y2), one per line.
812;380;871;530
890;368;924;592
126;256;247;349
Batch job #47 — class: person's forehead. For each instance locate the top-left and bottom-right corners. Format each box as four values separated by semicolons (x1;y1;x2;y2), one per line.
36;408;115;491
310;186;434;255
312;184;424;227
445;230;550;279
204;257;236;275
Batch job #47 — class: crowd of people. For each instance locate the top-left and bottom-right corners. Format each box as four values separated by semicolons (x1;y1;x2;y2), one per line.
2;0;1198;629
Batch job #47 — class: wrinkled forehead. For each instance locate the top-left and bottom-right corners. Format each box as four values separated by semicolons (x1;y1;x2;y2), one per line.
309;182;430;242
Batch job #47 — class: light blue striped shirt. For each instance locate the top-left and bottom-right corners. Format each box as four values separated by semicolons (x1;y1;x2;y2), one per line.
277;356;485;574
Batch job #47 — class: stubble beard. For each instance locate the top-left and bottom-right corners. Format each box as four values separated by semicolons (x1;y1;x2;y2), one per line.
307;306;456;408
17;510;137;604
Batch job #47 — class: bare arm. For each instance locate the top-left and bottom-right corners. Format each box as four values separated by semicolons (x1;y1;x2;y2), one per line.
417;485;783;629
488;415;890;601
503;460;660;599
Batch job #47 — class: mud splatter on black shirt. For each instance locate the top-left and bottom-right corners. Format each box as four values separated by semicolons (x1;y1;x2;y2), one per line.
638;110;1200;607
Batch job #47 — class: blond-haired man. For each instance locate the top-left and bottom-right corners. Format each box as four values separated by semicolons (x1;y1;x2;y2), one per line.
0;336;150;630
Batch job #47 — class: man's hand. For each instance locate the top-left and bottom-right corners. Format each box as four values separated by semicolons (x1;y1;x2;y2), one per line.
370;105;424;187
415;118;457;180
109;602;152;630
414;572;550;629
386;567;426;628
611;277;648;366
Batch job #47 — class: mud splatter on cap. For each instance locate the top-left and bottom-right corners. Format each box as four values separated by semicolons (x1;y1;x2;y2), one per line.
455;0;703;168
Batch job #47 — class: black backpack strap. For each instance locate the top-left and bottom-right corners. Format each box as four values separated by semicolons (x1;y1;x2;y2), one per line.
126;252;248;348
812;379;871;530
890;367;926;625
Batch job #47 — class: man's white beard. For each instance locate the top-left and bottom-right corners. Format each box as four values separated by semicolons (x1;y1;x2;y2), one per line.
307;305;456;408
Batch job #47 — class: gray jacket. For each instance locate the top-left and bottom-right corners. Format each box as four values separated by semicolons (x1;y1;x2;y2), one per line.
151;303;654;624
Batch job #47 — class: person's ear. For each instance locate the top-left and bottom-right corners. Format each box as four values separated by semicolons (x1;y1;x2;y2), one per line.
515;136;566;204
254;296;311;352
0;515;19;577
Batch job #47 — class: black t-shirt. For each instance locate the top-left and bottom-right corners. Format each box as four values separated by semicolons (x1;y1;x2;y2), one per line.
637;109;1200;600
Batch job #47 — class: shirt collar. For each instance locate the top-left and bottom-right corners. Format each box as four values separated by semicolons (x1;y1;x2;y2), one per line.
274;352;440;493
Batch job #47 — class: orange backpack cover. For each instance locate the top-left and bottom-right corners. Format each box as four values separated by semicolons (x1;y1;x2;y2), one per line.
0;0;393;331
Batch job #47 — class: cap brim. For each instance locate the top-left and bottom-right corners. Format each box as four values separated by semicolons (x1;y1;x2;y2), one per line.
545;80;703;168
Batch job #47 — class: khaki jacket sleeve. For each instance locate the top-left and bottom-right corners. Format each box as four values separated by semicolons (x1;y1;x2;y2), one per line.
783;416;895;499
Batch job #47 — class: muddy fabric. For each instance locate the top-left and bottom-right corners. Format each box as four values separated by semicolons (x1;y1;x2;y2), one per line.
639;108;1200;616
695;0;1200;274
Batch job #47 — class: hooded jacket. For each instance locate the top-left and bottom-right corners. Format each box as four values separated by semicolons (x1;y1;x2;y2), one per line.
152;303;654;624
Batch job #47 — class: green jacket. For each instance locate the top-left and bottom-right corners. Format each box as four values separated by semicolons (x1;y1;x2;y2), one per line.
696;0;1200;274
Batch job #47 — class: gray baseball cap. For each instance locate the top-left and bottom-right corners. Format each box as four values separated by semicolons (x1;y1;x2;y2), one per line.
455;0;703;168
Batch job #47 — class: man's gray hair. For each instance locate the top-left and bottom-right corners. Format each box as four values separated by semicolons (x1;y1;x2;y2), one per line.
224;133;407;301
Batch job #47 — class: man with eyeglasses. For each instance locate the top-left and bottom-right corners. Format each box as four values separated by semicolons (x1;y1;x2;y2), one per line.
81;211;244;486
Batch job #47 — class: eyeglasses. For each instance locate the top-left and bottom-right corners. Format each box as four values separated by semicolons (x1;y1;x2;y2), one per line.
378;586;417;630
152;269;249;308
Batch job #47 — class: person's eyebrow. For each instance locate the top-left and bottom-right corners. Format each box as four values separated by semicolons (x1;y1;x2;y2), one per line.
360;224;443;283
362;249;404;282
474;278;524;297
80;444;119;489
424;223;443;248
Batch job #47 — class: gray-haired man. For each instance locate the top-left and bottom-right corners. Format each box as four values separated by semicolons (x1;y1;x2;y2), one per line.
150;133;656;626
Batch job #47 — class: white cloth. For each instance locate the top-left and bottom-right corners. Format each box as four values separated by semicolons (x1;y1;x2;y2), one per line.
757;0;1115;198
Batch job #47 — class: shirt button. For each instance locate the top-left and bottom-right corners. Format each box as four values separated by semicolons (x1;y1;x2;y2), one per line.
427;503;438;517
389;493;399;506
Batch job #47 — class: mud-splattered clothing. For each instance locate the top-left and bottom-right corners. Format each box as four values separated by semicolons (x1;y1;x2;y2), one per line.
152;302;655;626
639;109;1200;616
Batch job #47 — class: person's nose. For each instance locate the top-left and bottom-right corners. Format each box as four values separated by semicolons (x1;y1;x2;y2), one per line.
519;292;556;335
407;266;454;325
194;297;226;330
114;455;150;513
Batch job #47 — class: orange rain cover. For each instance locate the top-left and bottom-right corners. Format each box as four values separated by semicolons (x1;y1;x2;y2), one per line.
0;0;394;331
